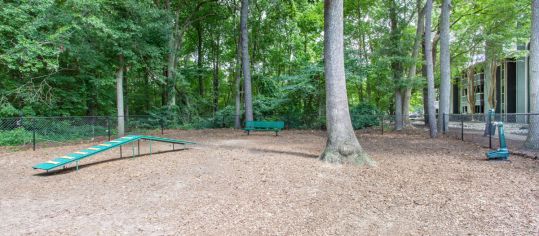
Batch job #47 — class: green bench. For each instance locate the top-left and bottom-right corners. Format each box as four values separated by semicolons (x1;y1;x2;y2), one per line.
243;121;285;136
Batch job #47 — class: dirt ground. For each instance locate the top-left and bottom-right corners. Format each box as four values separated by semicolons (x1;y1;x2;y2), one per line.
0;129;537;235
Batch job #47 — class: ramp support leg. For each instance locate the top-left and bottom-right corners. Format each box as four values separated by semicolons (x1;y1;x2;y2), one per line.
138;140;140;156
173;143;175;150
76;161;79;171
149;140;152;156
120;145;122;158
132;141;135;158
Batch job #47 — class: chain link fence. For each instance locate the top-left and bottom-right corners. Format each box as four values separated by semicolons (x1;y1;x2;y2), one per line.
0;113;536;151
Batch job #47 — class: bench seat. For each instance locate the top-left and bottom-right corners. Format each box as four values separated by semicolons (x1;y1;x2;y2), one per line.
243;121;284;135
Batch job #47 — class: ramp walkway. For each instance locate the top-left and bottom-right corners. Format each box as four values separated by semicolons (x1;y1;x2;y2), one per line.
33;135;195;172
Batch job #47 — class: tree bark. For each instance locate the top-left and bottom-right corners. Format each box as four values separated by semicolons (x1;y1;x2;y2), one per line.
234;30;242;129
240;0;253;122
403;0;425;127
212;33;220;114
438;0;451;132
425;0;437;138
483;41;495;136
166;12;180;107
466;66;475;115
525;0;539;149
389;0;403;131
116;55;125;137
422;32;429;125
197;24;204;96
320;0;373;165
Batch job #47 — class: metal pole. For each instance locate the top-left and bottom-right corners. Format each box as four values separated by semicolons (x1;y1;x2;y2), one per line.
461;114;464;141
381;115;384;135
487;111;492;149
120;145;122;158
132;141;135;158
161;120;164;135
149;141;152;156
137;140;140;156
107;117;111;141
32;118;36;151
32;127;36;151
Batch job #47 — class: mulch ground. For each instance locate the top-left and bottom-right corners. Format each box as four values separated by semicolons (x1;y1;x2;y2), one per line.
0;129;537;235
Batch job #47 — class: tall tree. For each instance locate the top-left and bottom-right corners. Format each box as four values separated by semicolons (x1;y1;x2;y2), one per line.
425;0;437;138
403;0;425;127
321;0;373;165
389;0;403;131
525;0;539;149
240;0;253;122
438;0;451;132
116;55;125;137
234;27;242;129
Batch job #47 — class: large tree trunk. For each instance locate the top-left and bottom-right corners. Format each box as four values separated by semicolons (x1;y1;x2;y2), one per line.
320;0;373;165
525;0;539;149
240;0;253;122
438;0;451;133
389;0;403;131
116;55;125;137
403;0;425;127
425;0;437;138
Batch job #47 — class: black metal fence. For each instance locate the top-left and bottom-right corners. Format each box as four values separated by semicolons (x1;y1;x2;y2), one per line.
0;113;536;151
444;113;537;150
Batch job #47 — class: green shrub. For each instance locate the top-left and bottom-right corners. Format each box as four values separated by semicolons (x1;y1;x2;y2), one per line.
0;128;33;146
350;103;381;129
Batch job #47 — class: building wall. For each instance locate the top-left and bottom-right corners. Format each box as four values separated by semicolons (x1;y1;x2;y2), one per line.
451;57;530;116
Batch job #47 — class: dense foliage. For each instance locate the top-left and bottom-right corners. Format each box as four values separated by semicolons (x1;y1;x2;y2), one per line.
0;0;532;129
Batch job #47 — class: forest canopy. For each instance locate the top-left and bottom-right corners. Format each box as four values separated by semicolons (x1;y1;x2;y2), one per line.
0;0;532;129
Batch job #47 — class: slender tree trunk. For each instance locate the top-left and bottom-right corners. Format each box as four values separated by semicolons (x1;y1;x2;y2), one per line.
197;24;204;96
525;0;539;149
124;70;129;131
389;0;403;131
167;12;179;107
241;0;253;122
438;0;451;132
483;41;494;136
235;28;242;128
422;33;429;125
466;66;476;114
212;33;220;114
425;0;437;138
404;0;425;127
320;0;373;165
116;55;125;137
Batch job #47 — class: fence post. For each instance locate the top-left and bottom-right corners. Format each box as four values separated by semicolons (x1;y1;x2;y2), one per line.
107;117;111;141
460;114;464;141
32;118;36;151
160;119;164;135
381;115;384;135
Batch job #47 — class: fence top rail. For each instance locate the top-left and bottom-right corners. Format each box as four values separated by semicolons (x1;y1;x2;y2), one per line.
0;115;158;120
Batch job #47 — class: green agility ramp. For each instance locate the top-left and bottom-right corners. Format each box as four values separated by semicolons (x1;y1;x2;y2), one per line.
33;135;195;172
